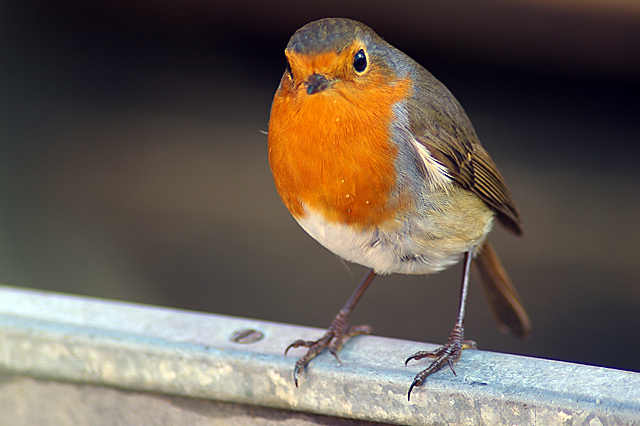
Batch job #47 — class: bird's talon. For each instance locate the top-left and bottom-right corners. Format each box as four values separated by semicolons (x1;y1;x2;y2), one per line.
406;326;474;398
284;343;297;356
285;321;371;386
292;365;301;388
284;339;314;356
447;359;457;376
407;379;419;401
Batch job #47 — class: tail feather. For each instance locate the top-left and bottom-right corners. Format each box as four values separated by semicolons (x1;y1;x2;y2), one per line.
473;241;531;339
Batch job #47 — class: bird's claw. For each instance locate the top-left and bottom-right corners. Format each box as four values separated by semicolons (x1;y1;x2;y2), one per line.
285;318;373;387
405;324;476;400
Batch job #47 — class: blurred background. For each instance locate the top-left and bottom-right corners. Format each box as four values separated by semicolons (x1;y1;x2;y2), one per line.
1;1;639;373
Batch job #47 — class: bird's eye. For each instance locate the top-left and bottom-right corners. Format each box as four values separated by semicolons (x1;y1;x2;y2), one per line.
353;49;367;73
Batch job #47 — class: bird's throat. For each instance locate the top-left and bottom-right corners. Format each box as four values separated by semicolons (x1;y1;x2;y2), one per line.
268;75;412;230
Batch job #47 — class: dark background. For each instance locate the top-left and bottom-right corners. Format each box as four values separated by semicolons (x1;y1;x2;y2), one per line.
2;1;639;373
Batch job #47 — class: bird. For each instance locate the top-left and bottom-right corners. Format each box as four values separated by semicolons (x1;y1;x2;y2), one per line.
267;17;530;400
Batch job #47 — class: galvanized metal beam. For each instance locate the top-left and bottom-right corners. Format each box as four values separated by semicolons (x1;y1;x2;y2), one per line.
0;285;638;425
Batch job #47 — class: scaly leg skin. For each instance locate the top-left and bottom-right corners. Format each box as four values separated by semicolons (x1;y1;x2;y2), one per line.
405;250;477;401
405;323;477;400
285;269;377;387
285;310;373;386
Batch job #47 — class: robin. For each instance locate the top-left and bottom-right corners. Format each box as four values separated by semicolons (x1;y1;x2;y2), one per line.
267;17;530;399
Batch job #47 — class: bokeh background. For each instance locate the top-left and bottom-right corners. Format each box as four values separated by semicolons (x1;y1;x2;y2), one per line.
2;1;639;373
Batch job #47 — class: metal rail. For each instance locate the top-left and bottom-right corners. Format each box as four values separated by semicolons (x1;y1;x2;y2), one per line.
0;285;638;425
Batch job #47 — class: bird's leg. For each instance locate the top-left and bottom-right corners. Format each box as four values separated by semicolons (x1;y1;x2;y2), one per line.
405;250;478;400
285;269;376;386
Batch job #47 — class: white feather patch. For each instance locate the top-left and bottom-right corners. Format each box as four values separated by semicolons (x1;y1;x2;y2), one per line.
410;140;452;191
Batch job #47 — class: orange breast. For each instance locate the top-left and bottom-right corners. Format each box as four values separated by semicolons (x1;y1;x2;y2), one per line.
268;70;412;230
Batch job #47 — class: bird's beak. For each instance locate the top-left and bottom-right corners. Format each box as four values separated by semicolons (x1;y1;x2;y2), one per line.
306;74;333;95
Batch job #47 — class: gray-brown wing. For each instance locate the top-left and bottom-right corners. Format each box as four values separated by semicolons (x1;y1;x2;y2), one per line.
415;134;522;236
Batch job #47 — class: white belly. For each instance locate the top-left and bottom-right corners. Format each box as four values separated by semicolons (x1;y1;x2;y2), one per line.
296;202;494;276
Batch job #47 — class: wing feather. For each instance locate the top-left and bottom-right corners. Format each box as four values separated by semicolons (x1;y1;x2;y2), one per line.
415;133;522;235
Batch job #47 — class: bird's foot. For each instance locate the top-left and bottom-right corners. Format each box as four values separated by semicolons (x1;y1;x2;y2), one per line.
405;324;477;400
285;311;373;386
